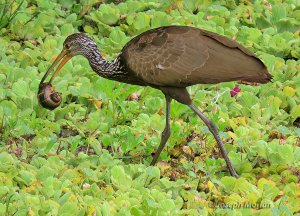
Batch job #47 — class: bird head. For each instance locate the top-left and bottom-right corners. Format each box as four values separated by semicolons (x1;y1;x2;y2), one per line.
40;33;97;84
63;33;98;57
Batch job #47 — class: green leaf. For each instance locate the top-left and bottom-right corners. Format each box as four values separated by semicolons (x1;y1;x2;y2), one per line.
96;4;120;25
36;0;56;10
160;199;176;212
268;142;295;165
11;79;28;99
145;166;160;181
283;86;296;97
151;11;170;27
291;105;300;120
88;137;102;155
127;13;151;34
221;176;236;193
84;25;96;34
0;152;15;164
60;23;74;36
0;100;18;117
238;92;259;109
59;202;79;215
36;166;56;181
237;27;262;43
268;96;282;115
110;166;132;190
0;203;6;215
257;178;280;200
19;170;35;186
44;139;56;153
271;5;287;23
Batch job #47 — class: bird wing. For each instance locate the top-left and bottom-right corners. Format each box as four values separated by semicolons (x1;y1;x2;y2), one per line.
121;26;271;87
121;26;209;87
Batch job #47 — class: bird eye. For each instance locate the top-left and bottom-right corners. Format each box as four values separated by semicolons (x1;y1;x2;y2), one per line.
65;43;70;49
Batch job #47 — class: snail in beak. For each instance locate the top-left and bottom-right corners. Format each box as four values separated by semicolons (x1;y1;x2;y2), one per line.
38;83;62;110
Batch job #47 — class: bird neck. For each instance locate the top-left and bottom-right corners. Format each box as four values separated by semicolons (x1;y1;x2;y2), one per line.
83;48;121;78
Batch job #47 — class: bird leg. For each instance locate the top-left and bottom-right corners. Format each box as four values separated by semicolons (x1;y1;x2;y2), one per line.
150;95;172;166
189;104;239;178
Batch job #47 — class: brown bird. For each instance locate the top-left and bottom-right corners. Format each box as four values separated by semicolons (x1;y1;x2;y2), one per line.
40;26;272;178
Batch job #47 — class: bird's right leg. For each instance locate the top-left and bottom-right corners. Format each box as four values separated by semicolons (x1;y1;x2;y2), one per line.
189;104;239;178
150;95;172;166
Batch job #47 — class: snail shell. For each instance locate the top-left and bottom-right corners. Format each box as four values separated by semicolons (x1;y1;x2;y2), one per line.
38;83;62;110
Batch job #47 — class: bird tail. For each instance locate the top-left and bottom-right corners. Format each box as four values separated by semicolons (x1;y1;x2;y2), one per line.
241;65;273;84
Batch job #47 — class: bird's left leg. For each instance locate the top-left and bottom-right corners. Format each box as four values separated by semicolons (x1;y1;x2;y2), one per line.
189;104;239;178
150;95;172;165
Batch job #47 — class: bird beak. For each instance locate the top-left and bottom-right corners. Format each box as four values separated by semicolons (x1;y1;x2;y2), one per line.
40;49;71;85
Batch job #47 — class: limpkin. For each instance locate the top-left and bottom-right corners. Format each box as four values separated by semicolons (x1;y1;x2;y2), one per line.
39;26;272;177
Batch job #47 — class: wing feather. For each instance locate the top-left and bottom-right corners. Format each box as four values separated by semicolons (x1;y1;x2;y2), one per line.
121;26;271;87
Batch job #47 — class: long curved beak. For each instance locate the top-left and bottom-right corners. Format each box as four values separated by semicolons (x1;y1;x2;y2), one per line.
40;49;72;85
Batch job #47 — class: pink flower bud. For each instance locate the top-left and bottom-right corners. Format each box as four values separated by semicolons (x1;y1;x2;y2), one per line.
230;86;241;97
